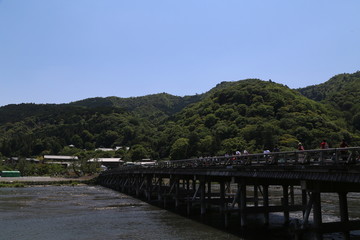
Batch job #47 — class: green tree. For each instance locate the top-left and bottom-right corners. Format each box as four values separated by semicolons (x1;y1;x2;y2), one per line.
199;135;216;156
71;134;83;149
130;144;149;161
220;137;246;155
204;114;218;128
353;113;360;131
16;158;35;176
170;138;190;160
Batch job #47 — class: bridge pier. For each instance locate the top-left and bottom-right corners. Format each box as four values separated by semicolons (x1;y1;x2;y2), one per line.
283;184;290;225
301;189;307;216
220;180;229;228
220;181;226;213
207;180;212;201
300;180;360;240
312;191;322;240
157;177;162;202
254;184;259;207
339;192;350;240
174;177;179;208
146;175;152;201
200;179;206;215
263;184;269;226
239;182;247;227
186;178;192;216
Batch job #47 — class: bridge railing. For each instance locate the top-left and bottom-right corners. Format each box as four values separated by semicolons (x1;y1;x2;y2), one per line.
153;147;360;168
116;147;360;170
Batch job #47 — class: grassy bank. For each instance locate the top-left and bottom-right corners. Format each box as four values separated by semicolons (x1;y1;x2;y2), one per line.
0;182;26;188
0;176;98;187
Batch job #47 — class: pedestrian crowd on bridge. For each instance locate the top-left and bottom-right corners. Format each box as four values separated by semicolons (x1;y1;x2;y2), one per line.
224;139;359;165
229;139;350;156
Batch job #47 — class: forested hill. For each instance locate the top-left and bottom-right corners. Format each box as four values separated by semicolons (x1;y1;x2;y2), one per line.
0;73;359;160
165;79;354;159
70;93;202;117
298;71;360;132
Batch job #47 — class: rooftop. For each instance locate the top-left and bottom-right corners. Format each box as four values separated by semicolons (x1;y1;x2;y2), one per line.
43;155;78;160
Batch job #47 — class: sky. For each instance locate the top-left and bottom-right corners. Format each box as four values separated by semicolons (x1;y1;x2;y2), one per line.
0;1;359;107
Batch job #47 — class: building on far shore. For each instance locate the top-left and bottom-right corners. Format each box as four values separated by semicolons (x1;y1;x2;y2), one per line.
43;155;79;167
87;158;123;169
95;146;129;152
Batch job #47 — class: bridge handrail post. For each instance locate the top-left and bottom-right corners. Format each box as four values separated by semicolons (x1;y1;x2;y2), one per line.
335;148;339;164
320;149;324;165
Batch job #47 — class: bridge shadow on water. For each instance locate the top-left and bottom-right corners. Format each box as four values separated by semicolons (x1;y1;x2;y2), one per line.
146;199;360;240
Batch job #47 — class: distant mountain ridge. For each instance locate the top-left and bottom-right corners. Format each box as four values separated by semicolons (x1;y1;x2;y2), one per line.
70;93;202;116
0;71;359;159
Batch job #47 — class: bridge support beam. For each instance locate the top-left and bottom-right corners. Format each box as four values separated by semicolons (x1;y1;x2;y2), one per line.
207;180;212;201
157;177;162;202
135;178;141;197
283;185;290;225
302;189;307;217
192;179;196;193
313;191;322;240
290;185;295;205
175;178;180;208
186;178;192;216
263;184;269;226
240;182;247;227
146;175;153;201
200;180;206;215
339;192;350;240
220;181;226;213
254;184;259;207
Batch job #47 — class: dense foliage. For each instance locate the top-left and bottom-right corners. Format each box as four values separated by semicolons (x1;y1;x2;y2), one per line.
299;71;360;133
168;79;356;157
0;72;359;162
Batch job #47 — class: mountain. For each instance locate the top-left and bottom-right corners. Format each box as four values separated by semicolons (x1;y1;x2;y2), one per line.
69;93;202;124
298;71;360;131
165;79;352;158
70;93;201;114
0;73;359;160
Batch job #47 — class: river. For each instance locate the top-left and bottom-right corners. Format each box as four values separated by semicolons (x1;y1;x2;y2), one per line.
1;185;360;240
0;185;240;240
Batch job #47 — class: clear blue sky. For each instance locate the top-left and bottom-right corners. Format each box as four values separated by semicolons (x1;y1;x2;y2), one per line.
0;1;359;107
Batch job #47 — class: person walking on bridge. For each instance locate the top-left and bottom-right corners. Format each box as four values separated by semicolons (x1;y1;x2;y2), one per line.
340;139;349;162
340;139;348;148
297;142;306;163
320;140;329;162
320;140;329;149
298;142;305;151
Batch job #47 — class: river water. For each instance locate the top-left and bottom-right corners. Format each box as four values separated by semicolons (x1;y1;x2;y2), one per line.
1;185;360;240
0;185;240;240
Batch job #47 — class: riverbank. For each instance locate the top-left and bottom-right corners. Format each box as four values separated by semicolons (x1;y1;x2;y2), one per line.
0;175;97;187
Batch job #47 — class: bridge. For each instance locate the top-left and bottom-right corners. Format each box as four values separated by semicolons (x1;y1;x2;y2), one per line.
97;147;360;240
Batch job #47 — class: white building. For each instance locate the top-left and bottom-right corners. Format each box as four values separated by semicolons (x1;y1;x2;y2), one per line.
87;158;123;169
43;155;78;167
43;155;78;161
